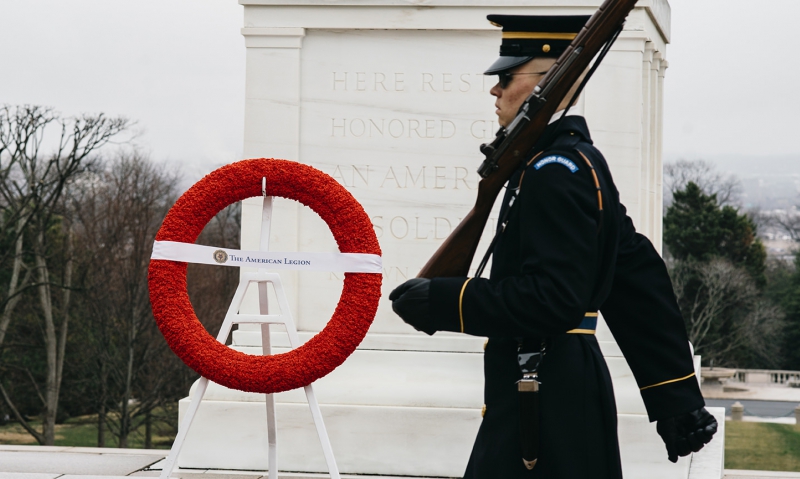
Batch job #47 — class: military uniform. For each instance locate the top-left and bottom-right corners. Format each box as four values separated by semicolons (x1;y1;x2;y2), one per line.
391;14;707;479
428;115;703;478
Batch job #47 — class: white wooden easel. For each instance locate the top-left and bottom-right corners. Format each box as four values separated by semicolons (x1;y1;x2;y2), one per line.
159;185;341;479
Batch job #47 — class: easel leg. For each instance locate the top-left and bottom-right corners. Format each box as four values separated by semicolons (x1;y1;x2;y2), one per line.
259;282;279;479
303;385;341;479
159;377;210;479
278;307;340;479
266;381;278;479
159;295;241;479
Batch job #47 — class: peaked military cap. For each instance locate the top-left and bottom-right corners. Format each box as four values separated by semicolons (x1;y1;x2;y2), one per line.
485;14;591;75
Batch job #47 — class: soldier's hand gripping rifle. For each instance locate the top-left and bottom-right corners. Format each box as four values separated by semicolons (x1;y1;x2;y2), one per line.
418;0;638;279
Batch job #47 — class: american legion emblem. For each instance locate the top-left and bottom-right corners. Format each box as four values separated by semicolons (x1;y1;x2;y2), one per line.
213;249;228;264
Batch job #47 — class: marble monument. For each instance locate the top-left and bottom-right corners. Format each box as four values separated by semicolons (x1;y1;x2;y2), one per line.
175;1;721;478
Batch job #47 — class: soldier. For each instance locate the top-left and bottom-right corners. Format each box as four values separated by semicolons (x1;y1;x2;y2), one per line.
389;14;717;479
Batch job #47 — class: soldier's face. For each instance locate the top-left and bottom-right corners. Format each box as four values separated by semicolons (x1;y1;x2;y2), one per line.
490;57;556;127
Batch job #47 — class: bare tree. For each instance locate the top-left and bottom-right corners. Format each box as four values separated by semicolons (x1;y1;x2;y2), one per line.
73;151;179;447
0;106;59;363
74;151;239;447
0;104;129;445
664;159;742;207
669;257;784;366
742;300;786;368
763;208;800;243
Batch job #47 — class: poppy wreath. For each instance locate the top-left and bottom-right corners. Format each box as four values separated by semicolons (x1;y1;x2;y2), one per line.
148;158;382;394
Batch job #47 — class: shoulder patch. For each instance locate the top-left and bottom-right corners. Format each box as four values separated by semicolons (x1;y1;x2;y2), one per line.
533;155;579;174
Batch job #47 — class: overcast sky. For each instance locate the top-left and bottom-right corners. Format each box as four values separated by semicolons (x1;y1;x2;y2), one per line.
1;0;797;181
0;0;245;182
664;0;800;161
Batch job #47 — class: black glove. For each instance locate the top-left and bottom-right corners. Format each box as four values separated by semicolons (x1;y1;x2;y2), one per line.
389;278;436;335
656;407;718;463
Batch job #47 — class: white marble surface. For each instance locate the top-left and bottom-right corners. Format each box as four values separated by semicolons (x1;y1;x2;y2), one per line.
0;440;728;479
200;331;664;416
618;413;692;479
688;407;726;479
0;450;160;476
192;346;485;408
236;11;669;333
238;0;671;45
178;400;481;476
176;340;705;476
725;472;800;479
177;395;704;478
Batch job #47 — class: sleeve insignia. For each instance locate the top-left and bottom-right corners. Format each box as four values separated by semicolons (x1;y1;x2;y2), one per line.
533;155;579;173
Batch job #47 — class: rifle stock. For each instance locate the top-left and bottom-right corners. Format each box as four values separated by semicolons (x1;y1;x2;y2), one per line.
418;179;503;278
418;0;637;279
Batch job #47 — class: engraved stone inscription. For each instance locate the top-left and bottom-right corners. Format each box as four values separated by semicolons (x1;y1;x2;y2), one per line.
331;118;458;139
329;165;477;190
332;71;493;93
369;215;499;241
330;118;498;140
297;30;501;333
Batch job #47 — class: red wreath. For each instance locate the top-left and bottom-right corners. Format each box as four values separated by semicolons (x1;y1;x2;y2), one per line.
148;158;382;394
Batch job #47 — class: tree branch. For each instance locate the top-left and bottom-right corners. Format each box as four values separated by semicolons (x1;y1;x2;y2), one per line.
0;380;45;444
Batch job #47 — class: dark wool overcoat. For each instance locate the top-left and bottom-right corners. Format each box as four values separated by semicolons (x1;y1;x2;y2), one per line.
429;116;704;479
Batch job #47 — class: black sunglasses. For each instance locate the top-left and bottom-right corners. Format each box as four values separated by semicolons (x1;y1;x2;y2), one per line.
498;70;550;89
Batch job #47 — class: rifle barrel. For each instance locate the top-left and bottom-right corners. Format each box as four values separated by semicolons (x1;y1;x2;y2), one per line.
418;0;638;279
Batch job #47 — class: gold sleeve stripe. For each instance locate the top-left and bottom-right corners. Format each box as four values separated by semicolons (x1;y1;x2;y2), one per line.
503;32;578;40
585;312;599;317
458;278;473;334
639;372;697;391
566;328;596;335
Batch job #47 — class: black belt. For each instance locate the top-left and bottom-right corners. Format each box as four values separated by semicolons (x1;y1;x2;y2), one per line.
567;312;598;334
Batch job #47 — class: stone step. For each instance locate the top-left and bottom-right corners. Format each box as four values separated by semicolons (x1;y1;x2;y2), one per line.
136;471;449;479
725;470;800;479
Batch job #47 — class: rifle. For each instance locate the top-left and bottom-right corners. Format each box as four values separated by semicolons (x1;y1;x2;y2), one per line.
418;0;637;279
